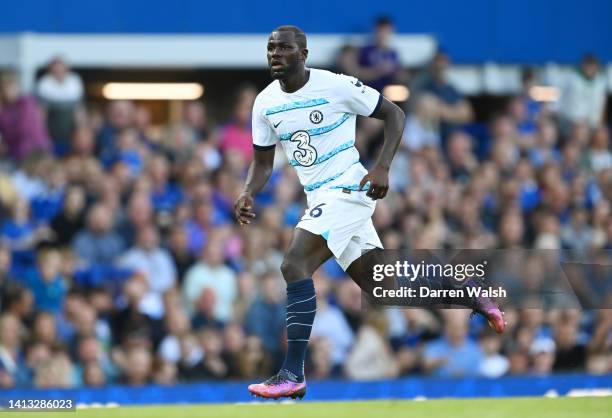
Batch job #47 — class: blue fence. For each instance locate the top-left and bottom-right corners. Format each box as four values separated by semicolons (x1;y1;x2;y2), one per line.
2;374;611;405
0;0;610;63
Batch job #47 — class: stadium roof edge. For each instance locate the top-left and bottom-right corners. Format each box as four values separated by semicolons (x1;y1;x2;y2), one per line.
0;33;436;92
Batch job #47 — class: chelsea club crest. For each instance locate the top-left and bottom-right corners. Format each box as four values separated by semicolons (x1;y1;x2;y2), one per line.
309;110;323;124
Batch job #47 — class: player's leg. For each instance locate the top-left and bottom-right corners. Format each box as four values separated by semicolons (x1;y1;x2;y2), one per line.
248;228;332;399
279;228;332;377
345;248;506;333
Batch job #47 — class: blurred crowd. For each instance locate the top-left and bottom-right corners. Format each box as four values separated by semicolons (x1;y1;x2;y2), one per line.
0;18;611;389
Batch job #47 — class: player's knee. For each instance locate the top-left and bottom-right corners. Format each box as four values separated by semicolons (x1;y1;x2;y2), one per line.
280;255;309;283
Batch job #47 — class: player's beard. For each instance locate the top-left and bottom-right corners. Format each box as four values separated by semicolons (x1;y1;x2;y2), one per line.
270;58;299;80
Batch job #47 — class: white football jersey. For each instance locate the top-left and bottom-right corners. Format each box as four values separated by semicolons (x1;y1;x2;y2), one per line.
252;68;382;196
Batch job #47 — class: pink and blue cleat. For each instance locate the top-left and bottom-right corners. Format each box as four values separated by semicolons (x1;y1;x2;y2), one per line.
468;283;506;333
474;303;506;334
248;369;306;400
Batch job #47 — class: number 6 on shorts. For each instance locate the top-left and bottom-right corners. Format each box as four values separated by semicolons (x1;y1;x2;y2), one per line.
309;203;325;218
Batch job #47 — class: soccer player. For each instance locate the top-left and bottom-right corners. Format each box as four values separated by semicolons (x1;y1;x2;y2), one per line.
234;26;505;400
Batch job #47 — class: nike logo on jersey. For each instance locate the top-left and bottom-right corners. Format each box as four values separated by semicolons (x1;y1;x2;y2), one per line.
273;120;283;128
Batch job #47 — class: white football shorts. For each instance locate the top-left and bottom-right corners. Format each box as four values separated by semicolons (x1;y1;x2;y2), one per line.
296;188;383;271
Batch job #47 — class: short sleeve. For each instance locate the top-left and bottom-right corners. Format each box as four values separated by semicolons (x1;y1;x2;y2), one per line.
335;74;382;117
252;97;277;150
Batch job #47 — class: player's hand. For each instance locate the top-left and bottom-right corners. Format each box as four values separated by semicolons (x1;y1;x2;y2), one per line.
234;192;256;226
359;165;389;200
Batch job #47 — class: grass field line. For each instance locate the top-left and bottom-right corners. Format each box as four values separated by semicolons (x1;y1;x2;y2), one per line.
8;396;610;418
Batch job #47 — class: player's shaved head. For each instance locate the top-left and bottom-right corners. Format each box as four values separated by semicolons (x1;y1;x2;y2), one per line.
272;25;307;49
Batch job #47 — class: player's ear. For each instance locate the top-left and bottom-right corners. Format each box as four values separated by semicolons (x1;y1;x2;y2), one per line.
301;48;308;61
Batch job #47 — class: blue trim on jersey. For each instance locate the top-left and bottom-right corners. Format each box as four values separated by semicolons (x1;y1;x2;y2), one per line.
289;140;355;167
280;113;351;141
265;98;329;116
303;160;360;192
329;182;370;191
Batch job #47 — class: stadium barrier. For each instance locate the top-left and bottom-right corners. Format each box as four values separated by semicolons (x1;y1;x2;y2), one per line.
2;374;611;405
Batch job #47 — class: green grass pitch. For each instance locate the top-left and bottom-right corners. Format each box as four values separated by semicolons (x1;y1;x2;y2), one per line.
8;396;611;418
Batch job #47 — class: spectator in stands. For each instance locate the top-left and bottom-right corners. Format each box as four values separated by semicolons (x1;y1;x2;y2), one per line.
402;93;441;152
190;287;223;330
74;335;117;384
34;347;76;388
183;100;210;142
0;71;51;161
96;100;135;164
158;307;201;365
152;358;178;385
70;303;111;352
72;203;125;267
238;335;273;379
0;244;15;298
82;361;106;386
117;192;154;249
586;125;612;173
36;56;84;152
395;309;439;375
552;312;587;371
311;273;354;372
111;276;163;348
32;311;58;347
161;124;197;164
513;158;541;213
219;84;257;164
120;346;153;386
28;159;65;226
112;128;148;178
410;50;474;140
118;224;176;319
561;207;593;253
50;184;87;247
1;198;50;268
0;283;33;322
356;16;405;92
423;310;484;377
148;153;184;214
180;327;227;380
558;53;607;131
489;114;521;174
336;280;364;334
20;341;51;386
344;311;398;380
221;322;247;378
308;338;333;379
529;337;556;375
232;272;257;324
332;44;360;78
244;273;285;361
446;131;478;182
509;96;536;137
182;239;236;323
23;249;67;314
0;313;22;388
528;117;561;168
167;224;195;285
72;123;96;153
478;329;509;378
133;105;156;146
517;68;545;132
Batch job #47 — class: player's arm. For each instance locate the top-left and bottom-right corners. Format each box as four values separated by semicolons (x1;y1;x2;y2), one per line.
234;97;277;226
234;146;275;226
359;97;406;199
